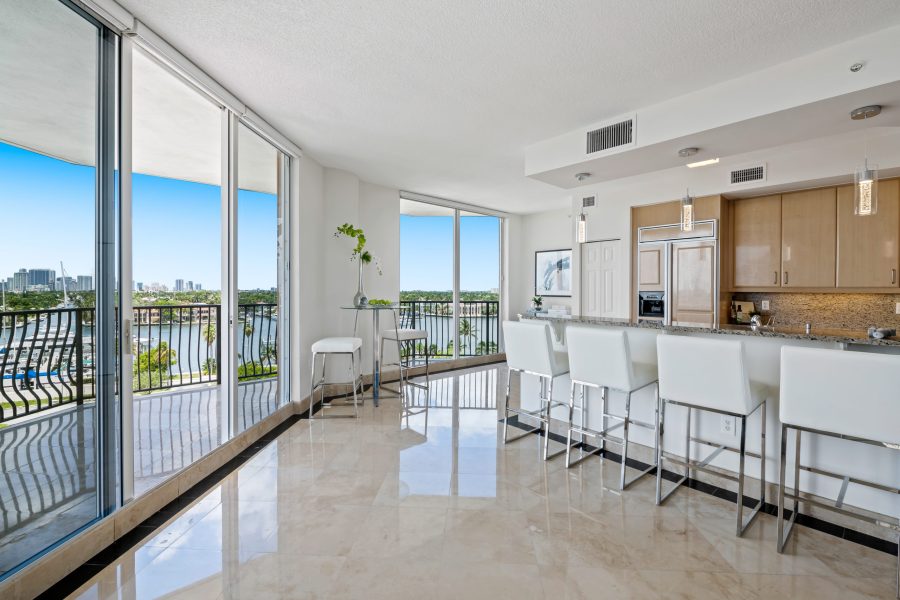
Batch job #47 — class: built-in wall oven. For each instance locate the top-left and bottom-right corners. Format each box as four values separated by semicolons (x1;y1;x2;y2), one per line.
638;291;665;319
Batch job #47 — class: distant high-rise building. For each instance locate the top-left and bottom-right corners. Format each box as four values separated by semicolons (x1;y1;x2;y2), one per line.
186;280;194;291
28;268;56;290
136;282;144;291
12;269;28;292
175;279;184;292
195;283;202;291
77;275;93;291
56;276;77;292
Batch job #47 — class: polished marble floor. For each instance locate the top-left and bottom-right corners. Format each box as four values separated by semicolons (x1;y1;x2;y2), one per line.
0;379;278;577
67;364;897;599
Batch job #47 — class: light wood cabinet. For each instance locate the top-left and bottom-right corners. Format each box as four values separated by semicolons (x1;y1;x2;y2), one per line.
733;195;781;288
836;180;900;288
638;244;664;291
781;188;836;288
671;240;717;326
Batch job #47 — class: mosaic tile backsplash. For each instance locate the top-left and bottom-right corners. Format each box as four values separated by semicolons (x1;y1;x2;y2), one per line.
730;293;900;331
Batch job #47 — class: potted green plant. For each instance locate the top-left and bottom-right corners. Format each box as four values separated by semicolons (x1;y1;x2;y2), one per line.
532;295;544;311
335;223;381;307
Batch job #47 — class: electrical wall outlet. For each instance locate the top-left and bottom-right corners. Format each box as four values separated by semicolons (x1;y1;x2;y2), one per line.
895;301;900;315
761;300;770;311
721;416;736;436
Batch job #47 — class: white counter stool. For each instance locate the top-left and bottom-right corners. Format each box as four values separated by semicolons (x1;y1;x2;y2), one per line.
308;337;363;419
379;328;429;398
502;320;573;461
564;326;659;490
656;335;770;537
778;346;900;597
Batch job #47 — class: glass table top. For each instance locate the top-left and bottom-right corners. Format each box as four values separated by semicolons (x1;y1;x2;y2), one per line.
340;303;399;310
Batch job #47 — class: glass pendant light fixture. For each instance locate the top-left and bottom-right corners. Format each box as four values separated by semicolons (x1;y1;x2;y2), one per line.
577;212;586;243
854;158;878;216
850;105;882;216
680;189;694;232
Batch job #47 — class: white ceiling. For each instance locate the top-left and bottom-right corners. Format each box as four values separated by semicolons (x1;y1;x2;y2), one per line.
17;0;900;212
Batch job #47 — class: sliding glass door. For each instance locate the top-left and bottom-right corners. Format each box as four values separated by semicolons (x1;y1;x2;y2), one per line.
399;200;455;359
459;212;501;356
236;124;284;431
0;0;116;577
399;200;503;361
129;46;224;496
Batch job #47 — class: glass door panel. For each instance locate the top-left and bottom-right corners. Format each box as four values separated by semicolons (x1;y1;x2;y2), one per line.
236;124;282;431
130;46;223;496
459;212;501;356
0;0;102;576
399;201;455;361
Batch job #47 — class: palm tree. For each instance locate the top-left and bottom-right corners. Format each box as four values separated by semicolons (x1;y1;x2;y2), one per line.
201;322;216;348
458;318;477;354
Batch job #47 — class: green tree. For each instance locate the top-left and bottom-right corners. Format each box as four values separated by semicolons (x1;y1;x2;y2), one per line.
201;322;216;348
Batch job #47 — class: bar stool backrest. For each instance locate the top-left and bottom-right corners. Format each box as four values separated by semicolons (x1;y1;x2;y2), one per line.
781;346;900;446
503;320;562;377
566;326;634;391
657;335;753;415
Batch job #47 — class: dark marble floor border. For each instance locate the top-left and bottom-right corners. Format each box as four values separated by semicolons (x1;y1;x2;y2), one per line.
504;414;899;557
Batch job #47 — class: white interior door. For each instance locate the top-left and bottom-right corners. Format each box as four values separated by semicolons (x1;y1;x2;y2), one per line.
580;240;622;318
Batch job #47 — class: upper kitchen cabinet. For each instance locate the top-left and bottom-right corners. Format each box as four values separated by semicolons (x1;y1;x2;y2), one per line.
836;179;900;289
781;188;836;288
733;195;781;288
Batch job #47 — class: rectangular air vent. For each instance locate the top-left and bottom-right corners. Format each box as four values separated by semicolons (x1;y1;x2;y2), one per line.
729;164;766;185
582;196;595;208
586;117;634;154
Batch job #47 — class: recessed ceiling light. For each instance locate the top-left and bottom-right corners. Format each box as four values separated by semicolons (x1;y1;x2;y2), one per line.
686;158;720;168
677;147;699;158
575;172;591;181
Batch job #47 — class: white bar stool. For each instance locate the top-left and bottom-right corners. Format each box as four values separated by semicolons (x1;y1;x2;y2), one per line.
379;327;430;396
778;346;900;597
656;335;771;536
564;326;659;489
308;337;363;419
502;320;572;461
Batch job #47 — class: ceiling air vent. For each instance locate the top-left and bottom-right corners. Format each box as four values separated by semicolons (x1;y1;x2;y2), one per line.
729;164;766;185
582;196;595;208
586;116;634;154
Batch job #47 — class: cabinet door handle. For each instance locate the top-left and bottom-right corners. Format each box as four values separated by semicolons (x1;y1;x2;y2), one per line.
773;271;778;285
784;271;789;285
892;268;896;285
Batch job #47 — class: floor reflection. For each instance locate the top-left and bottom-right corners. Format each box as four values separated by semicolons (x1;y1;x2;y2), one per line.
60;363;900;600
0;378;278;576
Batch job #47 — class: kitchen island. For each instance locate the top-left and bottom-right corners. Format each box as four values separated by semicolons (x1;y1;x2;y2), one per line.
517;314;900;525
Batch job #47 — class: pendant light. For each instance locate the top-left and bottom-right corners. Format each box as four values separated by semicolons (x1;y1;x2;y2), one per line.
680;189;694;232
854;158;878;216
850;105;882;216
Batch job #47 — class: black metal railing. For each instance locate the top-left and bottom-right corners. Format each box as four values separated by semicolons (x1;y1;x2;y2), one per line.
399;300;499;358
0;303;278;423
236;303;278;380
0;308;95;422
133;304;220;394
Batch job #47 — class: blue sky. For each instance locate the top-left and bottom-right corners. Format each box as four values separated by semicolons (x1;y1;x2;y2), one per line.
1;142;499;293
400;214;500;291
0;141;277;290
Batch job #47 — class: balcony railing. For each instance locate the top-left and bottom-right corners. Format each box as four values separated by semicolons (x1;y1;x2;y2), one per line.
398;300;499;358
0;303;277;423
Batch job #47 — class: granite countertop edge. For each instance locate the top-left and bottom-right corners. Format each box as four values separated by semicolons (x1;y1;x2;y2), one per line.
528;314;900;347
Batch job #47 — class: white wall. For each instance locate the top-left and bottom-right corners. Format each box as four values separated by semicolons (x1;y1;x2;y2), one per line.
507;207;575;316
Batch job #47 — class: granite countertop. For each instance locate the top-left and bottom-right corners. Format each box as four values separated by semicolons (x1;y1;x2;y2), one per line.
528;314;900;347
